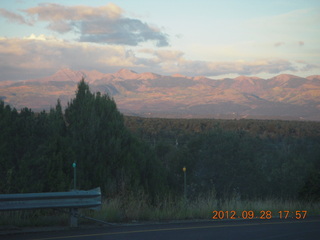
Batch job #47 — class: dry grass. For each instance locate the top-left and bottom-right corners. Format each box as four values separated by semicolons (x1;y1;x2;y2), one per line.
1;195;319;227
92;194;320;223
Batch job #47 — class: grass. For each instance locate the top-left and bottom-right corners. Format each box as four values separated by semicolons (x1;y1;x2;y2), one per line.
91;193;320;223
1;195;319;227
0;209;69;228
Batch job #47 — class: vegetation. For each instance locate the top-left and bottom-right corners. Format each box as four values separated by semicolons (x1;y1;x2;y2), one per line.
1;79;320;226
2;196;319;226
0;79;165;198
124;116;320;200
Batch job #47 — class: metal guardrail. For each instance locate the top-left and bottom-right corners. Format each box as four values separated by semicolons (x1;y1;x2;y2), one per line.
0;187;101;227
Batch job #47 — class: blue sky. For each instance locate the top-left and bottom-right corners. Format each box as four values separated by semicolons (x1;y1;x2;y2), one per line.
0;0;319;80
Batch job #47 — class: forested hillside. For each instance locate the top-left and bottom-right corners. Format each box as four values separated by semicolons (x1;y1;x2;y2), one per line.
125;116;320;199
124;117;320;200
1;80;320;201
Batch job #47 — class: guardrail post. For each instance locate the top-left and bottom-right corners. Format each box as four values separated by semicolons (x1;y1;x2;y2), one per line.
70;208;78;227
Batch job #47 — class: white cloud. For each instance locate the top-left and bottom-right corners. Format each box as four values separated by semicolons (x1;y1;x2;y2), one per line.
23;33;64;41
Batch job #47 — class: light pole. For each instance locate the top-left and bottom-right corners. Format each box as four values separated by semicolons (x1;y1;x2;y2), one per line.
72;162;77;190
183;166;187;201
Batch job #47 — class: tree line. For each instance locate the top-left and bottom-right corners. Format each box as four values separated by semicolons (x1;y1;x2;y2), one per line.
1;79;319;201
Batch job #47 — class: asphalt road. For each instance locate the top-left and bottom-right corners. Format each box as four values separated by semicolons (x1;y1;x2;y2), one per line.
3;217;320;240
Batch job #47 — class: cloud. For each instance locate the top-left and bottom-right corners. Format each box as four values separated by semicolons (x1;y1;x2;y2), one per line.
79;18;169;47
139;49;184;61
0;35;317;81
274;41;306;48
24;3;122;21
274;42;285;47
137;49;304;76
162;58;301;76
48;20;73;33
1;3;169;46
0;8;32;25
0;35;145;81
300;63;319;71
154;50;185;60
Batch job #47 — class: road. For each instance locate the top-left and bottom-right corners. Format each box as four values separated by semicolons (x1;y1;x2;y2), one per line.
3;217;320;240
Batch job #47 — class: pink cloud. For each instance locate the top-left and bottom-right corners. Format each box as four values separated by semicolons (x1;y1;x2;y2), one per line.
0;8;32;25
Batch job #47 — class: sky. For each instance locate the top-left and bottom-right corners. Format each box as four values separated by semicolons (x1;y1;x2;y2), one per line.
0;0;319;81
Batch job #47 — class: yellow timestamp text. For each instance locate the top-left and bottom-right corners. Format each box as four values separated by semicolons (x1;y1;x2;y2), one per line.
212;210;307;220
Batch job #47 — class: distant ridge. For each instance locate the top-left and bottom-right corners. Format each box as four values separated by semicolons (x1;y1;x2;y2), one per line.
306;75;320;81
0;69;319;120
113;69;139;79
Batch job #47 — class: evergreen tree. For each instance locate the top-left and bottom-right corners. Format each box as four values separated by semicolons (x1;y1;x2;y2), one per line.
64;79;166;196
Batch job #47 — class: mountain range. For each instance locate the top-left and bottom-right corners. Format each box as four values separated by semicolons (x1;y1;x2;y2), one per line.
0;68;320;120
